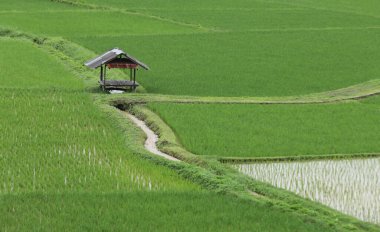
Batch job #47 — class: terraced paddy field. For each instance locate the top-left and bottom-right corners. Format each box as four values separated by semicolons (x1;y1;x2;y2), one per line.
1;0;379;97
0;36;349;231
1;0;380;230
147;98;380;158
74;30;380;97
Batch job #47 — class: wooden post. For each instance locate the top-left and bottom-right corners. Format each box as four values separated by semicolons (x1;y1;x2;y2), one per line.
103;65;107;91
100;65;104;91
104;64;107;82
100;65;103;81
133;68;136;91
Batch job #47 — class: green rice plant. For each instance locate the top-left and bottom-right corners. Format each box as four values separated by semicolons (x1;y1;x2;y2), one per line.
0;40;196;192
1;1;379;230
235;158;380;224
81;0;380;18
0;0;79;11
274;0;380;17
0;11;202;38
148;99;380;158
0;192;335;232
0;39;83;90
0;90;197;193
82;0;289;10
139;8;380;31
73;28;380;97
0;39;350;231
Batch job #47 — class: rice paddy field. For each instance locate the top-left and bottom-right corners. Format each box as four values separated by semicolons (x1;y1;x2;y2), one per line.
0;38;341;231
1;0;380;230
148;99;380;158
235;158;380;224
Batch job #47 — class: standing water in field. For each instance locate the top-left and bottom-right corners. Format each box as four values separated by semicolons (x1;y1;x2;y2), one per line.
235;158;380;224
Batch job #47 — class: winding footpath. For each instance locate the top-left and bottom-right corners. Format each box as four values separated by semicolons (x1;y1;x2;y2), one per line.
126;112;180;162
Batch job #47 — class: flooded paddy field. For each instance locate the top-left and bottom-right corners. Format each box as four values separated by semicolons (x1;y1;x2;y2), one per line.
235;158;380;224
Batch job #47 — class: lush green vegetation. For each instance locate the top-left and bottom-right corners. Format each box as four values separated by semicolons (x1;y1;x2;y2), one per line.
83;0;380;16
0;11;201;38
0;40;82;90
0;40;196;193
75;30;380;97
139;7;380;31
2;0;380;97
0;0;77;11
148;99;380;158
0;38;340;231
1;0;379;230
1;192;335;232
70;0;380;97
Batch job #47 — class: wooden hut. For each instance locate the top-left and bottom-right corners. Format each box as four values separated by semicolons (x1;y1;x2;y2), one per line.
84;48;149;91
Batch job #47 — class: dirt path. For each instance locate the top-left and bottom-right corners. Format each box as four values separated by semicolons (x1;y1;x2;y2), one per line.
126;112;180;162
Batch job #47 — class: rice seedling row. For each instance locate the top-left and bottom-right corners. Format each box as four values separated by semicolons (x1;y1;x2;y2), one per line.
0;192;334;232
235;158;380;224
0;41;197;193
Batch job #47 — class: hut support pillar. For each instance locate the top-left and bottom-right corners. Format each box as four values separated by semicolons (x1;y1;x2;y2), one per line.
100;65;104;91
133;68;137;91
104;64;107;82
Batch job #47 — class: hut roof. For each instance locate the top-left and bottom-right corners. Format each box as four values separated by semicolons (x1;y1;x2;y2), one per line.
84;48;150;70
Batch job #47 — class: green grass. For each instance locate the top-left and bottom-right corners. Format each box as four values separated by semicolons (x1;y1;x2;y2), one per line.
148;99;380;158
1;192;334;232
